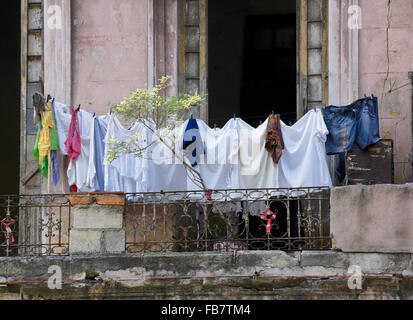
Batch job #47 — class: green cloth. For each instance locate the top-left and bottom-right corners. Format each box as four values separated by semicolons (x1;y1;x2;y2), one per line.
33;101;59;178
34;123;49;178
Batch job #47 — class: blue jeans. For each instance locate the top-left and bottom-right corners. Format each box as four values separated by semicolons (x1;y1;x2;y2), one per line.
323;97;380;154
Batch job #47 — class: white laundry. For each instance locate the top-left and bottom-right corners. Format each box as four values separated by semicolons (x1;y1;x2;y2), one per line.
55;102;332;195
53;102;71;155
278;108;332;189
143;122;188;193
86;116;96;189
237;118;280;189
103;114;148;193
186;118;240;192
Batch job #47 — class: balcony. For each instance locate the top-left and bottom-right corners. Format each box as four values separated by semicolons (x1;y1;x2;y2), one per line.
3;183;413;257
0;187;331;256
125;187;331;253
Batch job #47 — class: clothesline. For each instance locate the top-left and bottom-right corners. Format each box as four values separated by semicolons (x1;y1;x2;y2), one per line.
35;94;382;195
46;101;334;194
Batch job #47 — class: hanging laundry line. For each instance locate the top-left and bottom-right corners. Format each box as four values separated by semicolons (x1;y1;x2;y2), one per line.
50;99;336;195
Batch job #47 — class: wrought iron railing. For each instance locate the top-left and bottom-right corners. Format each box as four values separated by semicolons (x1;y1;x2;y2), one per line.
124;187;331;253
0;188;331;256
0;194;70;256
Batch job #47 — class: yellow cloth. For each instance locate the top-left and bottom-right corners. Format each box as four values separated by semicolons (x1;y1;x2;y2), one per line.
38;100;54;166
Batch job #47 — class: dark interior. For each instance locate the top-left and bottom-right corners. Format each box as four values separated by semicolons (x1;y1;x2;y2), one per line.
208;0;296;127
0;2;21;194
240;15;296;127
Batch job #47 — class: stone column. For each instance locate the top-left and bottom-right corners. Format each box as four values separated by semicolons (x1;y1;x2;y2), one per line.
69;193;125;255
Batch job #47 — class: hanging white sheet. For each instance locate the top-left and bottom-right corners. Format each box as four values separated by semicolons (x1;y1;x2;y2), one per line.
143;121;188;194
237;118;280;190
186;118;240;192
54;102;332;196
278;108;332;190
103;114;147;193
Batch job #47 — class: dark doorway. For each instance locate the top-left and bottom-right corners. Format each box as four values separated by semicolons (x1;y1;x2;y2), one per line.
0;2;21;194
208;0;296;127
240;15;296;127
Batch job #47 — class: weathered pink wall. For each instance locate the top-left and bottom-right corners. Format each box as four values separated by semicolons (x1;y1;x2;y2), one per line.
71;0;149;115
331;183;413;253
358;0;413;183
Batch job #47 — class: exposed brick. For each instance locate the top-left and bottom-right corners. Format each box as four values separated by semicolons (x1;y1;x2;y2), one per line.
95;195;125;206
69;196;95;206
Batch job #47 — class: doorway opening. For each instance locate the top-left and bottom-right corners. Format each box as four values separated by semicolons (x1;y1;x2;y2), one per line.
208;0;296;127
0;1;21;194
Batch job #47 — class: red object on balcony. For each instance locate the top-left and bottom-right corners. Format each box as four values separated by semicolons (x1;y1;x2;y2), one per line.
260;209;276;234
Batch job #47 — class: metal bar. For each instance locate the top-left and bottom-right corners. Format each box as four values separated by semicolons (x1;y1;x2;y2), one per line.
318;198;323;241
152;203;156;240
297;199;302;240
286;199;291;250
163;201;167;251
142;203;147;253
203;203;208;251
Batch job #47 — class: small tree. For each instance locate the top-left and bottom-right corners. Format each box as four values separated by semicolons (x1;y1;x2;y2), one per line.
107;77;236;235
105;76;207;190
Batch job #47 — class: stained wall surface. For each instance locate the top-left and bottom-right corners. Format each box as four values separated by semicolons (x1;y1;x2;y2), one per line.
71;0;149;116
0;251;413;299
331;183;413;253
358;0;413;183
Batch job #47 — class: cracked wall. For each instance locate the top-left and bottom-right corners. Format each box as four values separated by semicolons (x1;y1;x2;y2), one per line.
359;0;413;183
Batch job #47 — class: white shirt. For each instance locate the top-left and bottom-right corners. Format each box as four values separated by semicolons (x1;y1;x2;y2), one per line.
278;108;332;189
237;118;280;189
103;114;147;193
143;122;188;193
187;118;240;192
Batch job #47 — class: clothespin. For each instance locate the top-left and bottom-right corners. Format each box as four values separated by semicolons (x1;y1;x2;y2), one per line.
259;120;263;125
371;94;375;99
364;94;368;98
110;108;112;115
52;97;55;103
214;123;217;129
190;114;193;119
76;104;81;112
93;112;96;117
233;114;236;120
272;110;275;116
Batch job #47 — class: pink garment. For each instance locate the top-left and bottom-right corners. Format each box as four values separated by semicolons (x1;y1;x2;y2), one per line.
64;109;81;161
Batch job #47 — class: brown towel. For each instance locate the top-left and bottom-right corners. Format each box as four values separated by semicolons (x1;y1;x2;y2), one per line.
265;114;285;164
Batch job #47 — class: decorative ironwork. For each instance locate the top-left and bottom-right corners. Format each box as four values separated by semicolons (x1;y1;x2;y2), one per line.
0;188;330;256
125;187;331;253
0;194;70;256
